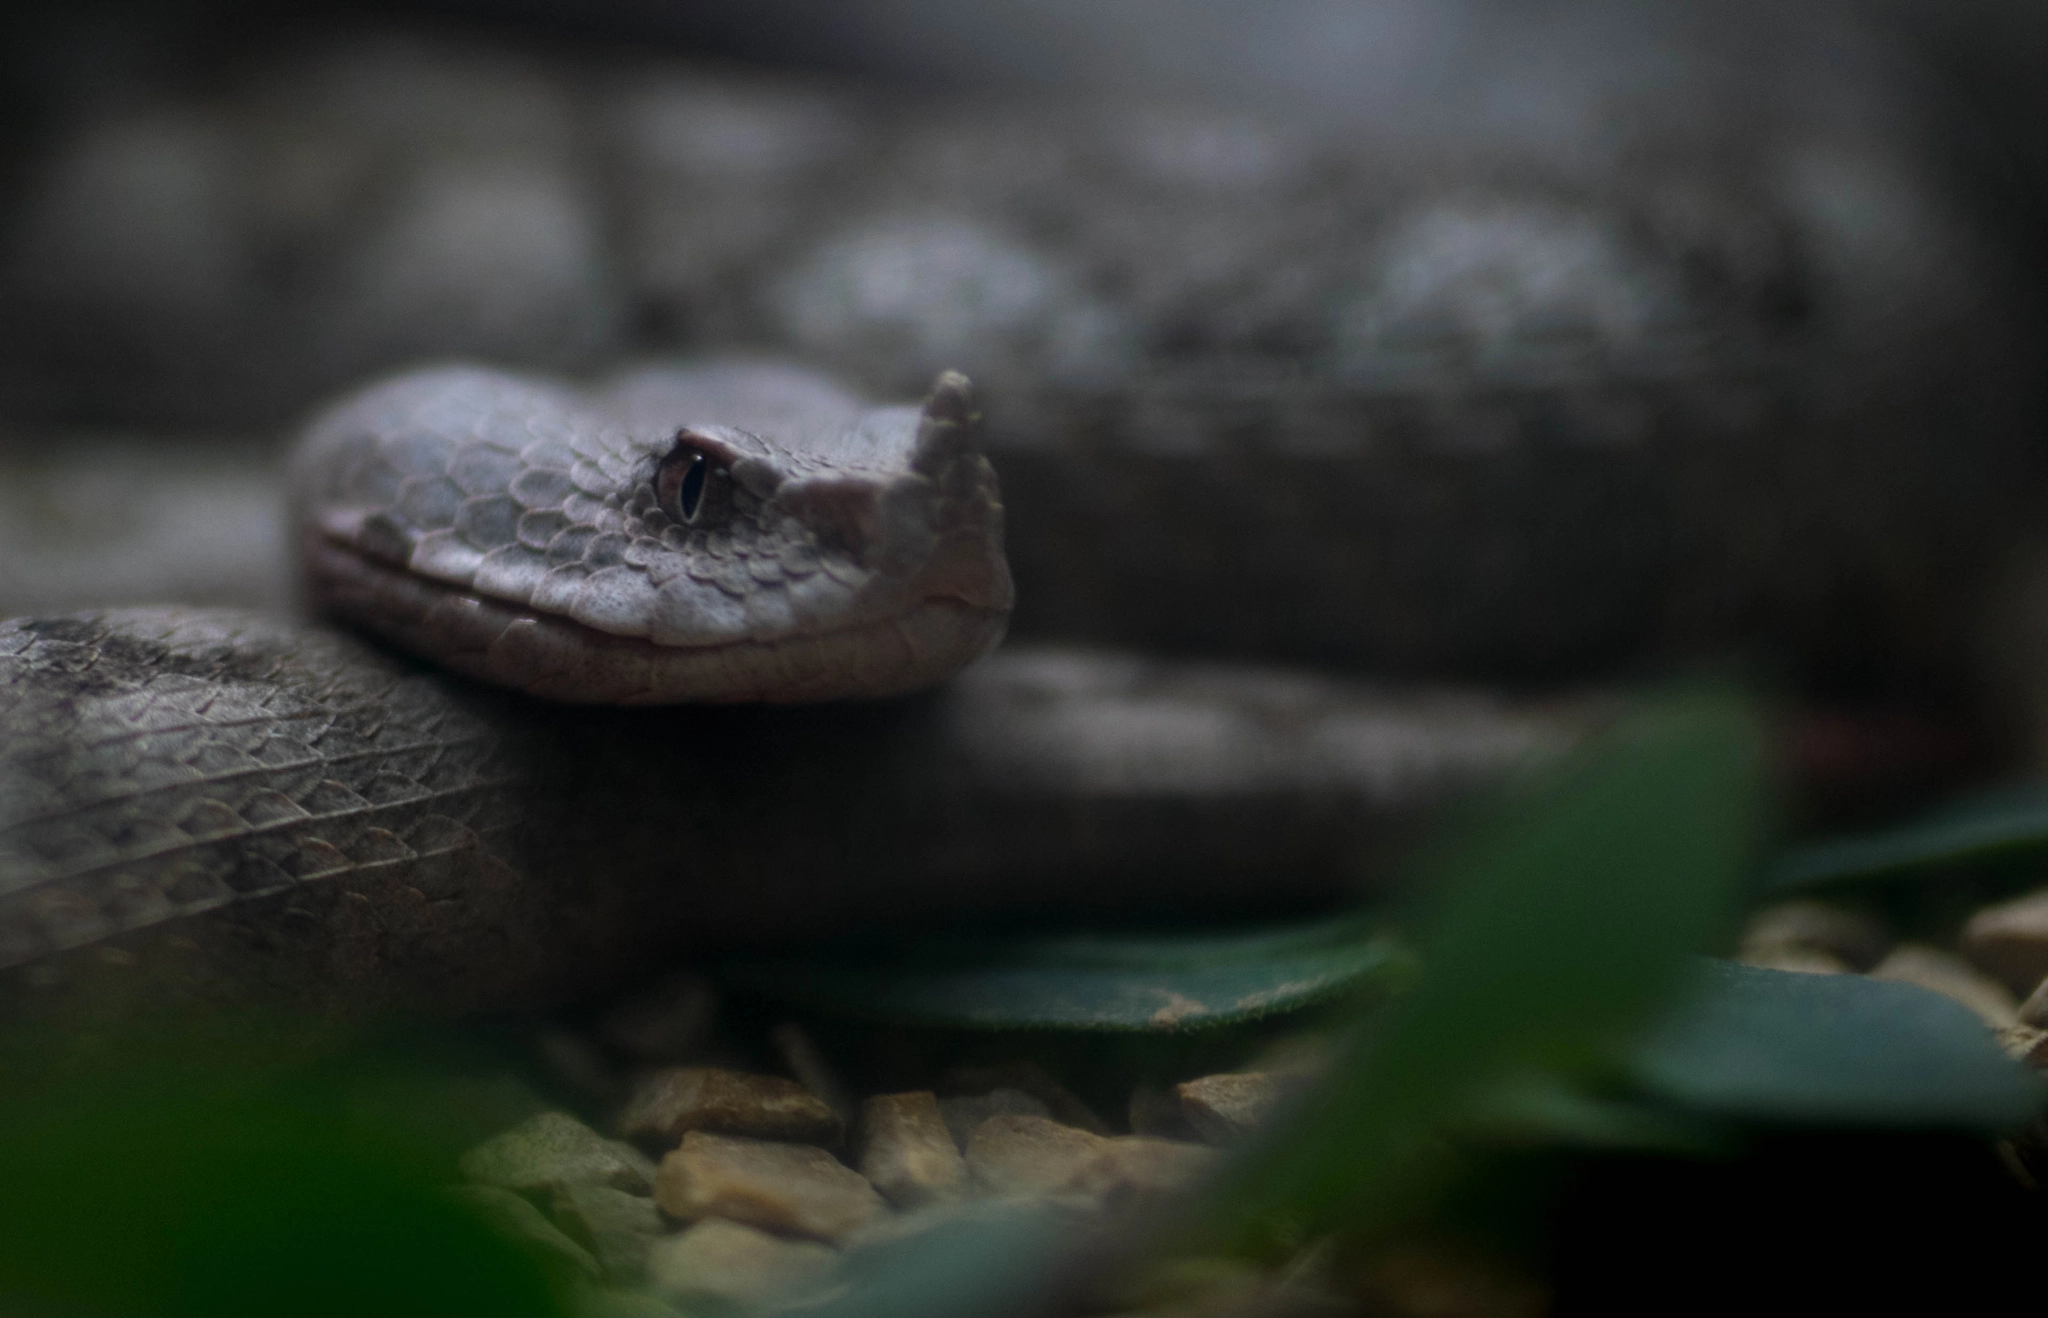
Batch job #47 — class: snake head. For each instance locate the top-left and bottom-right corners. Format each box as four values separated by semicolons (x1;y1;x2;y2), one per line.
293;363;1012;704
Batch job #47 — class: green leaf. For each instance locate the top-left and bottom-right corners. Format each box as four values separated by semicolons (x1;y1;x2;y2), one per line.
1770;780;2048;889
1459;1073;1732;1154
717;919;1413;1031
1203;693;1765;1246
0;1076;569;1318
1628;959;2045;1128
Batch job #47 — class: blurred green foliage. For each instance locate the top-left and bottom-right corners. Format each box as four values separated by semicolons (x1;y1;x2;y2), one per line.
3;691;2040;1317
0;1036;568;1317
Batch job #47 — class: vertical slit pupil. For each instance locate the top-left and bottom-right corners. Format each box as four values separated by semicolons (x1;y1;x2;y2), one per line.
679;453;708;522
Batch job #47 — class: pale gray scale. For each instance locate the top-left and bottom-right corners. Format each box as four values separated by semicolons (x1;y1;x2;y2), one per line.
545;525;597;566
349;453;406;509
518;437;579;471
393;476;465;532
818;553;868;588
529;567;587;616
355;512;416;565
447;444;523;497
566;567;659;639
568;461;610;498
705;555;752;599
777;540;820;579
590;444;641;486
522;412;579;448
408;531;486;585
582;533;632;570
742;585;797;638
471;544;552;601
509;466;576;510
559;492;609;528
516;509;571;551
380;431;458;481
453;493;522;551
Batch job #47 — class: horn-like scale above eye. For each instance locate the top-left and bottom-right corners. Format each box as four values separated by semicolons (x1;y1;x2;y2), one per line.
656;441;712;524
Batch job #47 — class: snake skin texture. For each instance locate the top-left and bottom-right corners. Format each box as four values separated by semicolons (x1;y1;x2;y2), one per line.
0;20;2042;1023
2;35;2038;696
294;363;1011;702
0;609;1583;1023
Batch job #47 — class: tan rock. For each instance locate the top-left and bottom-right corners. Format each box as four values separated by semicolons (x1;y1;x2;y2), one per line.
1177;1071;1302;1145
2020;976;2048;1028
1999;1023;2048;1068
859;1092;969;1209
942;1063;1109;1134
619;1067;844;1148
937;1087;1051;1151
654;1130;889;1243
1737;900;1890;970
599;972;718;1063
842;1193;1097;1256
460;1111;656;1195
551;1182;664;1285
1063;1136;1220;1210
964;1114;1109;1196
1869;944;2020;1028
1962;889;2048;995
646;1218;839;1310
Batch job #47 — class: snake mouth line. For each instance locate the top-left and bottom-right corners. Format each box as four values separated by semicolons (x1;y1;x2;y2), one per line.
301;537;1009;704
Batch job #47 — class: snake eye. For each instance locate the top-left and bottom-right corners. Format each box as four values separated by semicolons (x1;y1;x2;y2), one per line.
656;444;713;524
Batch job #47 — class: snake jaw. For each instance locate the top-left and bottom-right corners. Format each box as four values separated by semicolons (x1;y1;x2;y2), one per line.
295;363;1011;703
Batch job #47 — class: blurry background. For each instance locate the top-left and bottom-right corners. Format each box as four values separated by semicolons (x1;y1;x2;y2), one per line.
4;1;2048;722
6;0;2044;426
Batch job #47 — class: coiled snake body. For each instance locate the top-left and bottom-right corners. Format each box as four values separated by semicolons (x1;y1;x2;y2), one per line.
2;55;2041;1025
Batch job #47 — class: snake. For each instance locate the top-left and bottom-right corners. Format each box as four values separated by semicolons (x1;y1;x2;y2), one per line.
2;34;2043;1027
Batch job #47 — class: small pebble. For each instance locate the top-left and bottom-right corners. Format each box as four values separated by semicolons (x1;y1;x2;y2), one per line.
962;1115;1214;1208
859;1091;969;1209
1868;944;2020;1028
654;1130;890;1243
551;1182;665;1285
943;1062;1109;1134
1997;1024;2048;1068
619;1067;844;1147
1960;889;2048;996
1063;1136;1219;1211
2019;976;2048;1029
1178;1071;1299;1145
599;972;718;1063
446;1184;601;1279
1737;900;1890;970
964;1114;1108;1196
646;1218;840;1310
460;1111;656;1195
938;1087;1051;1151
